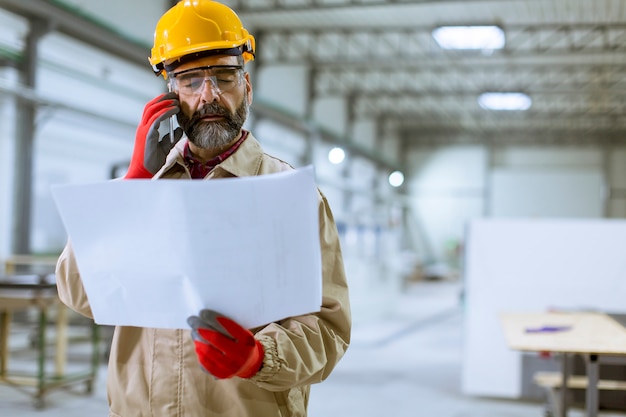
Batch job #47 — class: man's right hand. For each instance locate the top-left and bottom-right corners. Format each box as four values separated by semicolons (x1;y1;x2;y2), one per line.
125;92;182;179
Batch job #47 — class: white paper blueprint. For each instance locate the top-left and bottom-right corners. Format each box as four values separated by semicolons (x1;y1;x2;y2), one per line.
52;166;322;329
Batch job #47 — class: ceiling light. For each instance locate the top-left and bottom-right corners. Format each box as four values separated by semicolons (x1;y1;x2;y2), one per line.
432;25;505;50
478;92;532;111
328;147;345;164
388;171;404;187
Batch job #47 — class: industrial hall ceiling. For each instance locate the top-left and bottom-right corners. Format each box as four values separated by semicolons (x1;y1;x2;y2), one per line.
231;0;626;147
1;0;625;150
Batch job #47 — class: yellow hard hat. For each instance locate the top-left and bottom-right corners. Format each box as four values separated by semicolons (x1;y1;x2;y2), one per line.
149;0;255;78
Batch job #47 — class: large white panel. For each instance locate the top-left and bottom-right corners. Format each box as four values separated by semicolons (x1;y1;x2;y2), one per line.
462;219;626;398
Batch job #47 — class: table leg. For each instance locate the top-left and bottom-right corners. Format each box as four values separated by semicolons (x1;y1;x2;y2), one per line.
0;311;10;375
560;353;569;417
585;354;599;417
54;303;68;376
36;306;48;407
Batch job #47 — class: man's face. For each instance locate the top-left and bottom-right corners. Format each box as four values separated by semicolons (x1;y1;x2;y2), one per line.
169;55;252;150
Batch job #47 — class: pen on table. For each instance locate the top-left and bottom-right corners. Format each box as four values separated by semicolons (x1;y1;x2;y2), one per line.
525;325;572;333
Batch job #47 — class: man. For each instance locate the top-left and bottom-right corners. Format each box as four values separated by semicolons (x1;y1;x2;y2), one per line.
55;1;351;416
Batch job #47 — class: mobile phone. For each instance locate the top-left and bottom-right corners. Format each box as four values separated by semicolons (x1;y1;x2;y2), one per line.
168;83;176;143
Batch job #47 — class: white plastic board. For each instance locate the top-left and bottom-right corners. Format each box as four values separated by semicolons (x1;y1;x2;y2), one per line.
462;219;626;397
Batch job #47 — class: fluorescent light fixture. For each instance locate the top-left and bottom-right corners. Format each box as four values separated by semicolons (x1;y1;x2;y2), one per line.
388;171;404;187
478;92;532;111
433;25;505;50
328;147;345;164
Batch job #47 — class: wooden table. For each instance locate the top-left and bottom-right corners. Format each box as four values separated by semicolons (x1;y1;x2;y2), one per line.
3;255;59;275
0;276;100;408
500;312;626;417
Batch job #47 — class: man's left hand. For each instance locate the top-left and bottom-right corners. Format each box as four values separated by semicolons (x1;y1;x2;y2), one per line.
187;309;264;379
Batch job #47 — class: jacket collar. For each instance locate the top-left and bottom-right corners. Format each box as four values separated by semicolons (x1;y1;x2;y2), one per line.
154;130;264;179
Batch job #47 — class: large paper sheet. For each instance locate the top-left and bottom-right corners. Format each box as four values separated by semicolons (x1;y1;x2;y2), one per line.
52;167;322;329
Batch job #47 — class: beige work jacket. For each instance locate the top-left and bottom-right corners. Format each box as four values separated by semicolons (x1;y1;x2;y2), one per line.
56;133;351;417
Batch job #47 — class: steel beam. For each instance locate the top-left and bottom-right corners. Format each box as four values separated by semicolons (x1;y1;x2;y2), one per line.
0;0;149;67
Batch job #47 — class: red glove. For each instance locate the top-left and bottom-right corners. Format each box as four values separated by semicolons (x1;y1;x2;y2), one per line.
125;92;181;179
187;310;264;379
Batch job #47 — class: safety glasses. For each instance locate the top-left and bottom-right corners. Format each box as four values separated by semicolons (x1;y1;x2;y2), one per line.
169;65;244;96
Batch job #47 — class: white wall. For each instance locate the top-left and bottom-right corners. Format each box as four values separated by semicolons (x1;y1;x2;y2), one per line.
403;144;625;269
406;145;487;264
490;169;604;218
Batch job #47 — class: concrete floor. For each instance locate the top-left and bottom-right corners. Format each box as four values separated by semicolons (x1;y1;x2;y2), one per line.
1;280;624;417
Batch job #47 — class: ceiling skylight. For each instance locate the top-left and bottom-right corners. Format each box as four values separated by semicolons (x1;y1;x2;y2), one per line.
478;92;532;111
432;25;505;50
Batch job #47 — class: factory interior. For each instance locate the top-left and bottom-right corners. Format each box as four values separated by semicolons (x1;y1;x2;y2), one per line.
1;0;626;416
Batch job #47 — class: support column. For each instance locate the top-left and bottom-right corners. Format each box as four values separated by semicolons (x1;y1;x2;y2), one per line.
483;139;495;217
602;141;611;218
11;18;49;255
303;66;318;166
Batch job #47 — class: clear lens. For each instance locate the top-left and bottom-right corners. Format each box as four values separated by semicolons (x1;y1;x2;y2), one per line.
171;65;243;96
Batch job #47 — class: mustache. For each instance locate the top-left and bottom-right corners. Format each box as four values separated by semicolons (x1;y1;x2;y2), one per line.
194;103;230;120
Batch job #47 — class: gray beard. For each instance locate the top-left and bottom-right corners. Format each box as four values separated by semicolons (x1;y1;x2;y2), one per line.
191;119;239;149
182;95;249;150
